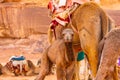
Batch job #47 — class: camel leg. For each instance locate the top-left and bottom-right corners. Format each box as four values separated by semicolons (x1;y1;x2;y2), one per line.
86;50;98;78
70;61;80;80
35;50;51;80
79;32;99;78
75;61;80;80
66;62;75;80
56;64;65;80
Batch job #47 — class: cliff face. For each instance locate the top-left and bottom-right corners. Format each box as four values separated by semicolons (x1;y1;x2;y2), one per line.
0;3;50;38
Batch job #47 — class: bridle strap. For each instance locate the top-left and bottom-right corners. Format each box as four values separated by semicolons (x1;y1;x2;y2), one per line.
68;12;78;34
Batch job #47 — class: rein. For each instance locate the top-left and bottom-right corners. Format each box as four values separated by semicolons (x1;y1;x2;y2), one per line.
67;4;79;34
68;12;78;34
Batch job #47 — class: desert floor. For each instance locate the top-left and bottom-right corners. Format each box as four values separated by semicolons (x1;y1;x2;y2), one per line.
0;48;57;80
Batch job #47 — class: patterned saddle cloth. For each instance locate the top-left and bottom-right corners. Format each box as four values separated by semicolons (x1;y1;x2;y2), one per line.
50;3;79;27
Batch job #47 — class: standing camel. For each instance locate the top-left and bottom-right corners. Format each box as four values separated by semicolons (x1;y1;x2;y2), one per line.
35;28;77;80
48;2;115;79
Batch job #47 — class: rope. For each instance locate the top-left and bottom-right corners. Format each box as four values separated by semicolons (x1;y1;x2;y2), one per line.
67;4;79;34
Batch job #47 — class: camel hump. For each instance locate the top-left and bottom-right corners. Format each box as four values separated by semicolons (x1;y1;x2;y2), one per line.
79;2;100;9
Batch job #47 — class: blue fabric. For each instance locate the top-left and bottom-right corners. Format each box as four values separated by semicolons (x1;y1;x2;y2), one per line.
77;51;85;61
11;56;25;61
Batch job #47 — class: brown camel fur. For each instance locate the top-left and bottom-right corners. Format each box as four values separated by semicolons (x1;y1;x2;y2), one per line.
1;60;39;76
95;28;120;80
35;28;78;80
0;63;2;75
48;2;115;79
68;2;115;78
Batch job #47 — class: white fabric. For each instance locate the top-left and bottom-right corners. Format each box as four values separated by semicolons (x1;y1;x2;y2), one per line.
58;0;67;7
9;56;16;61
12;60;27;72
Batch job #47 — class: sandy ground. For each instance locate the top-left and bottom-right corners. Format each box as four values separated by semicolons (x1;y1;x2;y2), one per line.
0;48;87;80
0;48;57;80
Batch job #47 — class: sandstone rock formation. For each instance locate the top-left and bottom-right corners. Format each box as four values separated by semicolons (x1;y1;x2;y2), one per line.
0;3;50;38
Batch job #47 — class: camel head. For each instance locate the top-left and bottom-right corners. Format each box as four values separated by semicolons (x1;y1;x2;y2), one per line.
62;28;74;42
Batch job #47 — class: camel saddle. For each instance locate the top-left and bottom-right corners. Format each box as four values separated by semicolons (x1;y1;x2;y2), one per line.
6;55;27;75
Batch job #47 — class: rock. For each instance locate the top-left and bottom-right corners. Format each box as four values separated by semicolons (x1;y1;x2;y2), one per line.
0;3;50;38
0;34;49;54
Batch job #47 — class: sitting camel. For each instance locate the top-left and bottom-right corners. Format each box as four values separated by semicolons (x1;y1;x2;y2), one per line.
35;28;76;80
95;28;120;80
1;59;40;76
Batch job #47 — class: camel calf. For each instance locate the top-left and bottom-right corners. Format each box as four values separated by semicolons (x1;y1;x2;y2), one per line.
35;28;76;80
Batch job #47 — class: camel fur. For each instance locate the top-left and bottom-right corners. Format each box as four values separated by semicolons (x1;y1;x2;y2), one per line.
69;2;115;78
95;28;120;80
35;28;77;80
47;2;115;79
